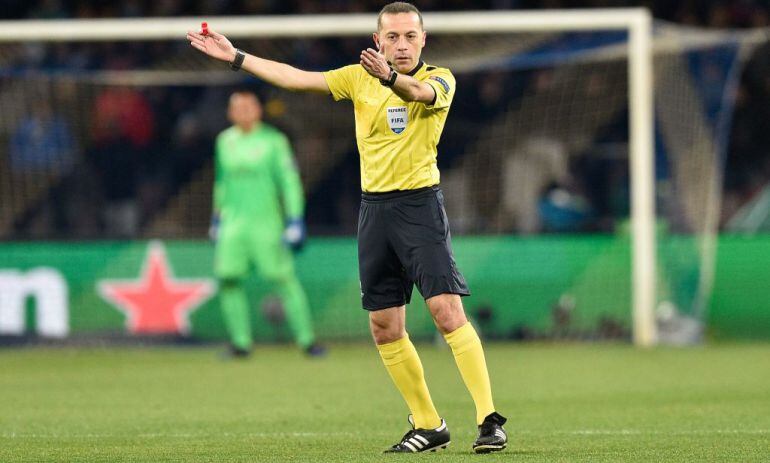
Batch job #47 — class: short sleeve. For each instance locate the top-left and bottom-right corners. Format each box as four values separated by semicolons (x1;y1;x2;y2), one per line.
323;64;362;101
423;68;456;110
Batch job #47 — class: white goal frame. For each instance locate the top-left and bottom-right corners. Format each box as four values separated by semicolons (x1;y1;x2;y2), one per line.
0;9;657;346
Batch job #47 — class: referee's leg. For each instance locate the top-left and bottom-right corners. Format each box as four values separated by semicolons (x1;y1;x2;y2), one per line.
359;197;442;431
370;306;442;430
428;294;497;426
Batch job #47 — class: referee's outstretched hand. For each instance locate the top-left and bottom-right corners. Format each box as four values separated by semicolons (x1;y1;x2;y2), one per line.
360;48;391;80
187;26;237;63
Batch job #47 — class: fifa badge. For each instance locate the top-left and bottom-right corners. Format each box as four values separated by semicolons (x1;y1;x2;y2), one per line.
387;106;408;134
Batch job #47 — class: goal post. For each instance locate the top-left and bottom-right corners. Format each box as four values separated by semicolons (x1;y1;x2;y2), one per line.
627;11;656;347
0;9;658;345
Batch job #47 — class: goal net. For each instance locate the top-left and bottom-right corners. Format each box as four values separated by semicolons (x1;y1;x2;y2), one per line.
0;11;763;344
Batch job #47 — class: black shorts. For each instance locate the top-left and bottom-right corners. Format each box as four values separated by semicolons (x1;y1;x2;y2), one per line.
357;185;470;311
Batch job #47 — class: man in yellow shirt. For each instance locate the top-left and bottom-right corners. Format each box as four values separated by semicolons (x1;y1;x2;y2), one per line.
188;1;507;454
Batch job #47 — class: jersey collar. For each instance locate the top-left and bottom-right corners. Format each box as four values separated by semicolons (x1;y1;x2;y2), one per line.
386;60;425;76
406;61;424;76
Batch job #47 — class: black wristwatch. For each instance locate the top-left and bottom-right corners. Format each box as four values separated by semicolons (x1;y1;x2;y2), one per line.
379;68;398;87
230;49;246;71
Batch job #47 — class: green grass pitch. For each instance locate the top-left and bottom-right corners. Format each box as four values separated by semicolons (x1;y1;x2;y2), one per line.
1;343;768;462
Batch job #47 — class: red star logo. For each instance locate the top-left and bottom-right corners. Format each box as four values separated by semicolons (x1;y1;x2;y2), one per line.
98;241;216;335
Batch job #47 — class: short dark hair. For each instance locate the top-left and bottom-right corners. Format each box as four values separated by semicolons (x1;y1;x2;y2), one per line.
377;2;423;30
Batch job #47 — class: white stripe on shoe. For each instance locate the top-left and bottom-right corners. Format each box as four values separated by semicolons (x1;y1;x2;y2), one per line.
408;437;425;449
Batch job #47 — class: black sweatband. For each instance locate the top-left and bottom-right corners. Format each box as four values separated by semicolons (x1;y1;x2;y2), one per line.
230;49;245;71
379;69;398;87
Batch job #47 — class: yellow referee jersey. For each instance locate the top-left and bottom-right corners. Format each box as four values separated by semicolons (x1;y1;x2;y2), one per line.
323;62;455;192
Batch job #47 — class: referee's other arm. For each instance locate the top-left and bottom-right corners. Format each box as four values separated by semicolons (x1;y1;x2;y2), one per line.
359;47;435;104
359;9;435;104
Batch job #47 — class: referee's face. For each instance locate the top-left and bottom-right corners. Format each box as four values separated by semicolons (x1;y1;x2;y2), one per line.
375;12;426;74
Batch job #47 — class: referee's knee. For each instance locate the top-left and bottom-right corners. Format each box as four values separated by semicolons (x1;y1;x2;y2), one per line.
369;308;406;344
427;293;468;334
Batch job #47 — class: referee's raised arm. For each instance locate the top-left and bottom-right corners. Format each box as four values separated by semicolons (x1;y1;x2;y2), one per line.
186;27;330;94
359;47;436;104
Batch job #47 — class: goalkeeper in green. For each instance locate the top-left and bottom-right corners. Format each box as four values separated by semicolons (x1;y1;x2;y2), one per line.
211;90;324;357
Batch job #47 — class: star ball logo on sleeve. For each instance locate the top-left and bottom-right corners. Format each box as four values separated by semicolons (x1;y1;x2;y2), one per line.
387;106;408;134
429;75;450;93
98;241;216;335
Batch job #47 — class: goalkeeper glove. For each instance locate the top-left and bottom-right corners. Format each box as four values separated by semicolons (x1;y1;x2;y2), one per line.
283;217;306;252
209;214;220;242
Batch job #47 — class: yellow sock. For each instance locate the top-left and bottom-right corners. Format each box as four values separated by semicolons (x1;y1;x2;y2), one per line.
444;322;495;425
377;334;442;430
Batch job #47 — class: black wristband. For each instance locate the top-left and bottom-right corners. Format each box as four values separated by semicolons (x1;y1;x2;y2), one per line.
379;69;398;87
230;49;245;71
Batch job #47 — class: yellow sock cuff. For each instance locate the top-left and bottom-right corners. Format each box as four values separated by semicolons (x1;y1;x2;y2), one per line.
443;322;480;355
377;334;416;366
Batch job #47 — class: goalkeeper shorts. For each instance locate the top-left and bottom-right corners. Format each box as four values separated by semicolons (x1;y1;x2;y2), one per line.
357;185;470;311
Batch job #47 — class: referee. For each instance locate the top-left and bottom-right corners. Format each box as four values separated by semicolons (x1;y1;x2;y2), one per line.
188;2;507;454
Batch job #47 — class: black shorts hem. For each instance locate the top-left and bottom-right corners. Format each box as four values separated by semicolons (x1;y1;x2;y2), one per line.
362;300;409;312
422;288;471;300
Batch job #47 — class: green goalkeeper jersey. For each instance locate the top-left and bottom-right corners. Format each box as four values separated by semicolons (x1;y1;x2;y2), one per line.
214;123;304;230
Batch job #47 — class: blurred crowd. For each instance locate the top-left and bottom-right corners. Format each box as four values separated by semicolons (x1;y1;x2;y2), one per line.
2;1;770;239
2;0;769;28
